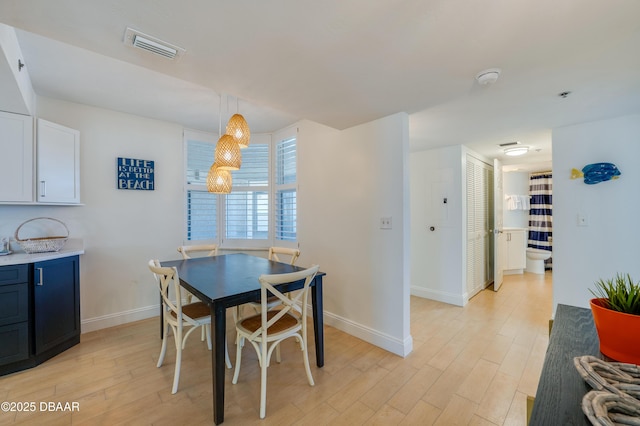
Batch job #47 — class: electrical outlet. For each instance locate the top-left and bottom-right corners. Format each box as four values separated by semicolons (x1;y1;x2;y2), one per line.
380;217;392;229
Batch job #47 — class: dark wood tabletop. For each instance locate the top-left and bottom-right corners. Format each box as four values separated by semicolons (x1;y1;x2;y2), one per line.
161;253;326;424
529;304;601;425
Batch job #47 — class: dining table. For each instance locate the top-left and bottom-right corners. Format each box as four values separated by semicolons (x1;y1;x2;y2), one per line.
161;253;326;424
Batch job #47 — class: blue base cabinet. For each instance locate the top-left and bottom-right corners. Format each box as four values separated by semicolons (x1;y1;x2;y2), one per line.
0;264;30;367
0;255;80;376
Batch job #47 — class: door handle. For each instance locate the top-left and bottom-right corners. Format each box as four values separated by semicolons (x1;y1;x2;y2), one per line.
36;267;44;286
40;180;46;197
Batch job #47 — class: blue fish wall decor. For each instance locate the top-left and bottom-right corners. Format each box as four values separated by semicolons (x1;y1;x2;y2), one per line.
570;162;621;185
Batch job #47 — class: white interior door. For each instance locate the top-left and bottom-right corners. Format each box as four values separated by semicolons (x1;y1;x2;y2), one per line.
493;158;504;291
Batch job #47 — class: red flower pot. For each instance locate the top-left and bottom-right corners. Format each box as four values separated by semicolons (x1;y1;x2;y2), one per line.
590;298;640;365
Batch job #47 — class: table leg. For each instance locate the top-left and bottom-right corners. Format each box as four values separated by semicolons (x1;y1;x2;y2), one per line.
311;276;324;367
212;303;226;424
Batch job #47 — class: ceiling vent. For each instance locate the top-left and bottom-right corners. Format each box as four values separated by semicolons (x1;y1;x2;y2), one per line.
123;27;185;60
499;141;521;147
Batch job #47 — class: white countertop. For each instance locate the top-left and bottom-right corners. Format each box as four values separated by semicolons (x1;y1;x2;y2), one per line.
0;238;84;266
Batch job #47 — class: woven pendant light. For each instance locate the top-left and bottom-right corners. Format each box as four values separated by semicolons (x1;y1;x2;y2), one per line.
207;163;232;194
226;113;251;149
214;134;241;170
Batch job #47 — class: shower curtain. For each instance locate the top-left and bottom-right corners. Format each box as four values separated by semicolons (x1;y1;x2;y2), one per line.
529;173;552;269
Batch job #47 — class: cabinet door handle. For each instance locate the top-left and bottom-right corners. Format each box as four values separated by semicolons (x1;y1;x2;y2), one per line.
40;180;46;197
36;267;44;286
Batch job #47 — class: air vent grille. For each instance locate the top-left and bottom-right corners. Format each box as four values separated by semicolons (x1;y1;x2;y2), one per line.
499;141;520;147
124;27;185;60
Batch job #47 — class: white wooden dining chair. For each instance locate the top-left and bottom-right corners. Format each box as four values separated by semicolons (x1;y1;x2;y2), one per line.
246;247;301;314
148;259;212;394
176;244;232;369
232;264;320;419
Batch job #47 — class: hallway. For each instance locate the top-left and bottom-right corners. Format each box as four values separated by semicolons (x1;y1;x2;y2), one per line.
408;271;552;424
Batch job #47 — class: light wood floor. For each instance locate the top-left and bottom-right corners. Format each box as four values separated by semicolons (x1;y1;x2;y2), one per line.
0;272;552;425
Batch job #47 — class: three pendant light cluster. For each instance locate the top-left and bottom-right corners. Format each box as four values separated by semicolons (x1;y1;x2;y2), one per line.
206;95;251;194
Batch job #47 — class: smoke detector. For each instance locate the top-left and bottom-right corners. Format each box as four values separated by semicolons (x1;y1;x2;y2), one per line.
123;27;185;60
476;68;501;85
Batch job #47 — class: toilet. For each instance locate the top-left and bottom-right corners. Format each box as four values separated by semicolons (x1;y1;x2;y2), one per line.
526;248;552;274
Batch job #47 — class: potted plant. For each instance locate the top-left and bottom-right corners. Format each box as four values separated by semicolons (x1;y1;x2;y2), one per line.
589;273;640;364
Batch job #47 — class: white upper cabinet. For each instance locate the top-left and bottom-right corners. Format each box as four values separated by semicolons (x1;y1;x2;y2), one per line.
36;119;80;204
0;111;33;202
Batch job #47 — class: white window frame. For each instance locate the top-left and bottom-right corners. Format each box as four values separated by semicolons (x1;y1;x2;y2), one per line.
183;129;219;245
273;126;298;249
183;129;298;249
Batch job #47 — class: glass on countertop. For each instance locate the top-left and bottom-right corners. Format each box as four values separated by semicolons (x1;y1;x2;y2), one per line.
1;237;10;254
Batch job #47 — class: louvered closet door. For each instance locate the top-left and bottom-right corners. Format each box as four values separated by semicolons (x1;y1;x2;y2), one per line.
466;155;493;299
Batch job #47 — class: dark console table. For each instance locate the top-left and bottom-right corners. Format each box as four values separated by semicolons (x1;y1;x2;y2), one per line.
529;304;602;425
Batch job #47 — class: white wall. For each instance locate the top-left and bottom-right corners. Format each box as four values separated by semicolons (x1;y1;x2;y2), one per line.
553;113;640;311
410;145;464;305
411;145;497;306
0;98;413;356
298;114;412;356
23;96;182;330
503;171;529;229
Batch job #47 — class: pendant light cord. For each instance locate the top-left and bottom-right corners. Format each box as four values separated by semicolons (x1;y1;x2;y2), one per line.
218;94;222;137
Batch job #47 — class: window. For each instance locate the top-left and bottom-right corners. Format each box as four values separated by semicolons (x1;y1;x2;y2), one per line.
183;128;297;247
184;134;217;241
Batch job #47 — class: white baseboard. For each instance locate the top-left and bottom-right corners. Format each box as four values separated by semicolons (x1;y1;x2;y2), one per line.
322;310;413;357
82;304;414;359
410;285;466;307
81;304;159;333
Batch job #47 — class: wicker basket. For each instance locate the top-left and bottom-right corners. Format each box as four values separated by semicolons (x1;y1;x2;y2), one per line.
14;217;69;254
575;355;640;425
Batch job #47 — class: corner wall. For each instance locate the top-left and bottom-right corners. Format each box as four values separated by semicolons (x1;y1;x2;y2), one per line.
298;114;412;356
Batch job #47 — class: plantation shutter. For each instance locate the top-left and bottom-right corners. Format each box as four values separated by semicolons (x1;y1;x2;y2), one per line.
224;143;269;241
185;138;217;241
275;136;297;242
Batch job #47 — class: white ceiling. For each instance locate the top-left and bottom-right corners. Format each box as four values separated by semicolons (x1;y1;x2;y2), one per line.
2;0;639;172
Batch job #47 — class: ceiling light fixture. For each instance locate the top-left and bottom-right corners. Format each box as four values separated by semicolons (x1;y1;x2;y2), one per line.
476;68;501;85
504;146;529;157
214;94;242;171
207;94;236;194
215;134;241;170
207;163;232;194
226;98;251;149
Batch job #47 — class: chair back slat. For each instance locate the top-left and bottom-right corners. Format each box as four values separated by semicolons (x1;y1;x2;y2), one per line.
148;260;182;317
178;244;218;259
268;247;300;265
252;265;319;340
148;259;202;327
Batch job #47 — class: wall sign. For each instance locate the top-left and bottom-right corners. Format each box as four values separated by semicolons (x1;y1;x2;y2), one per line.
117;157;155;190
